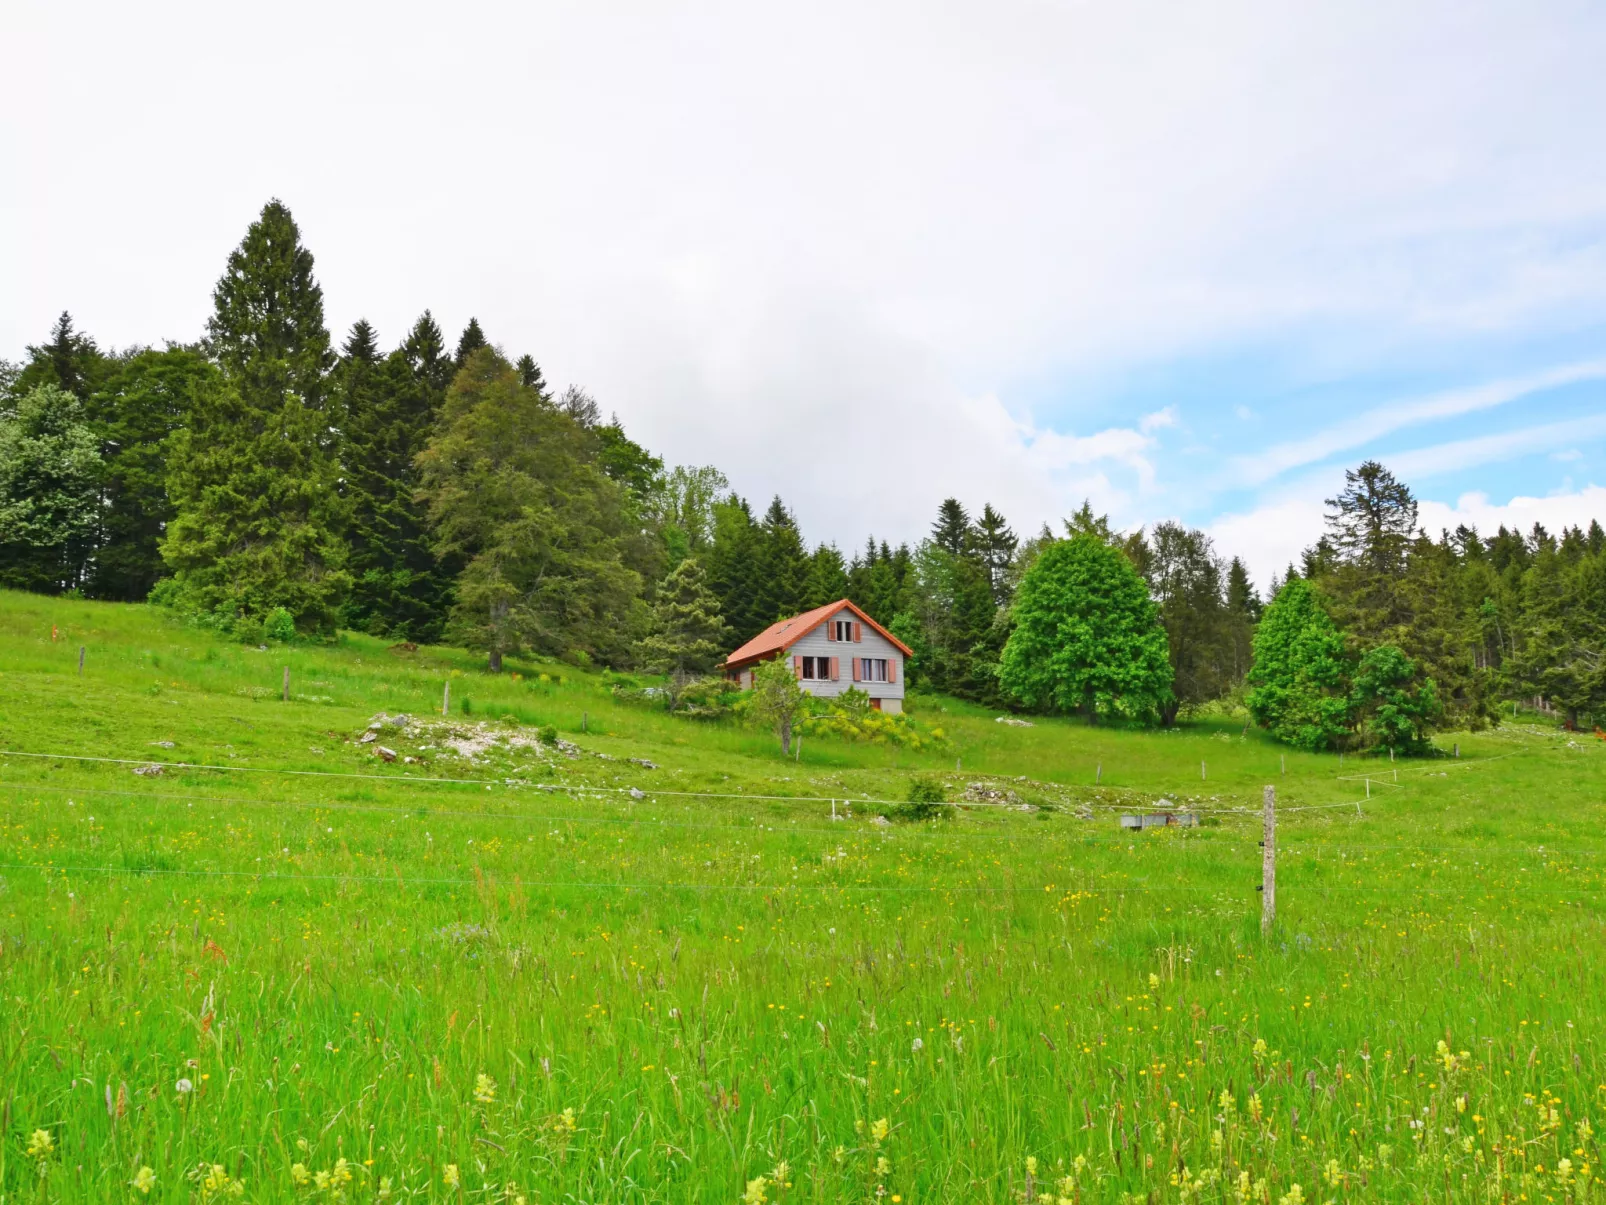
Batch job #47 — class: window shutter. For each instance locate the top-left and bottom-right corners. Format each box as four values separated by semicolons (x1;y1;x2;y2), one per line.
826;621;835;642
852;657;861;682
888;658;898;684
793;655;802;679
830;656;839;681
853;621;862;642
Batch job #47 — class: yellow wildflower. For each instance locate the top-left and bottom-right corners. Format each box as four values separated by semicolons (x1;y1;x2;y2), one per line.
555;1107;577;1135
442;1164;460;1189
133;1167;157;1195
1026;1156;1039;1177
870;1117;890;1144
742;1175;768;1204
26;1130;54;1159
291;1163;312;1186
474;1073;497;1104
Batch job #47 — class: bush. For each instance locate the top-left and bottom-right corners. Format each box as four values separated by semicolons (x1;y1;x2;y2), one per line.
799;690;943;750
538;725;558;744
889;776;955;822
264;607;296;642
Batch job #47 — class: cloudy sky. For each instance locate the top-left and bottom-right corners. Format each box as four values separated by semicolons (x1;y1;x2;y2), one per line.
5;0;1606;586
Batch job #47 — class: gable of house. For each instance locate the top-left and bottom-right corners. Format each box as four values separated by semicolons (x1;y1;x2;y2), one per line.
723;599;912;671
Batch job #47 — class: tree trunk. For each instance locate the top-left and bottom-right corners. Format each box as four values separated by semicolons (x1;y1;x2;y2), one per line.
488;647;503;674
779;716;792;755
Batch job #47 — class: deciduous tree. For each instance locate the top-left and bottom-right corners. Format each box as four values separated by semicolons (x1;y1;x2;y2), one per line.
999;533;1172;723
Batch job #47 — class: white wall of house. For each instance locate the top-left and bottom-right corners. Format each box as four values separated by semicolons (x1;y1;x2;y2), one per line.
781;609;905;713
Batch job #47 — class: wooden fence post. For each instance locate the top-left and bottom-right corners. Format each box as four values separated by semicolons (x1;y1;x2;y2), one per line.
1201;760;1206;781
443;680;450;716
1261;785;1276;934
78;646;86;675
282;666;290;702
1280;754;1285;776
1096;763;1102;785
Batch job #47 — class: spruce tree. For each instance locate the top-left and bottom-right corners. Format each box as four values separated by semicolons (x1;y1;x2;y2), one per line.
708;496;761;641
164;201;349;631
753;497;809;623
637;556;731;675
1143;521;1231;724
338;317;455;640
404;311;455;397
13;312;110;401
516;354;547;395
974;503;1018;606
206;200;332;411
454;318;488;368
931;498;971;556
805;544;849;607
1325;460;1418;574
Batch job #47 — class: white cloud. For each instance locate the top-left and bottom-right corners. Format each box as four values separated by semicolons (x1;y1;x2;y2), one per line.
4;0;1606;550
1140;407;1180;434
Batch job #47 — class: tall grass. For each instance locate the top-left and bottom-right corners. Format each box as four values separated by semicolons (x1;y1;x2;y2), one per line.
1;591;1602;1202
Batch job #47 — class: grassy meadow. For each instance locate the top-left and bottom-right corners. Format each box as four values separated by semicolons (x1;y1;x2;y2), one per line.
2;590;1604;1204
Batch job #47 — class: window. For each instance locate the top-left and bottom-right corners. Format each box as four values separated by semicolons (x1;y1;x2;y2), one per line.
860;657;888;683
832;619;855;641
801;656;836;681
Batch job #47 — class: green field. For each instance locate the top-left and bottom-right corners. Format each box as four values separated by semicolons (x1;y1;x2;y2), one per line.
2;591;1603;1204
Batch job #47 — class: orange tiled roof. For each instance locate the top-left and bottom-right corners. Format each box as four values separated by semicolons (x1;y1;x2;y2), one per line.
723;599;913;668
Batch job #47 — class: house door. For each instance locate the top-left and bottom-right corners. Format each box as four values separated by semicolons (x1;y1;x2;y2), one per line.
870;698;883;711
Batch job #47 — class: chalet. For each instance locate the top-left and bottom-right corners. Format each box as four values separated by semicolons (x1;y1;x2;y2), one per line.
723;599;913;714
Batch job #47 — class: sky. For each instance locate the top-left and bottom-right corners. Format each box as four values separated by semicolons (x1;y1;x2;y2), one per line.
5;0;1606;588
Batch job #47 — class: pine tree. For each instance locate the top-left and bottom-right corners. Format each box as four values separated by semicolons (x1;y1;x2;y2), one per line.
206;200;332;411
164;201;349;631
0;384;103;593
454;318;488;368
637;556;731;676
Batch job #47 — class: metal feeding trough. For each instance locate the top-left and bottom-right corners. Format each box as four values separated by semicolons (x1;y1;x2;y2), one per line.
1120;811;1199;830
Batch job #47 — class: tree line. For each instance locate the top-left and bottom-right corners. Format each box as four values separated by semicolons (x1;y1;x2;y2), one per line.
3;200;1602;746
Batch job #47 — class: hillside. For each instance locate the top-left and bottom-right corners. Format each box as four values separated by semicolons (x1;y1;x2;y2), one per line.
2;591;1603;1203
